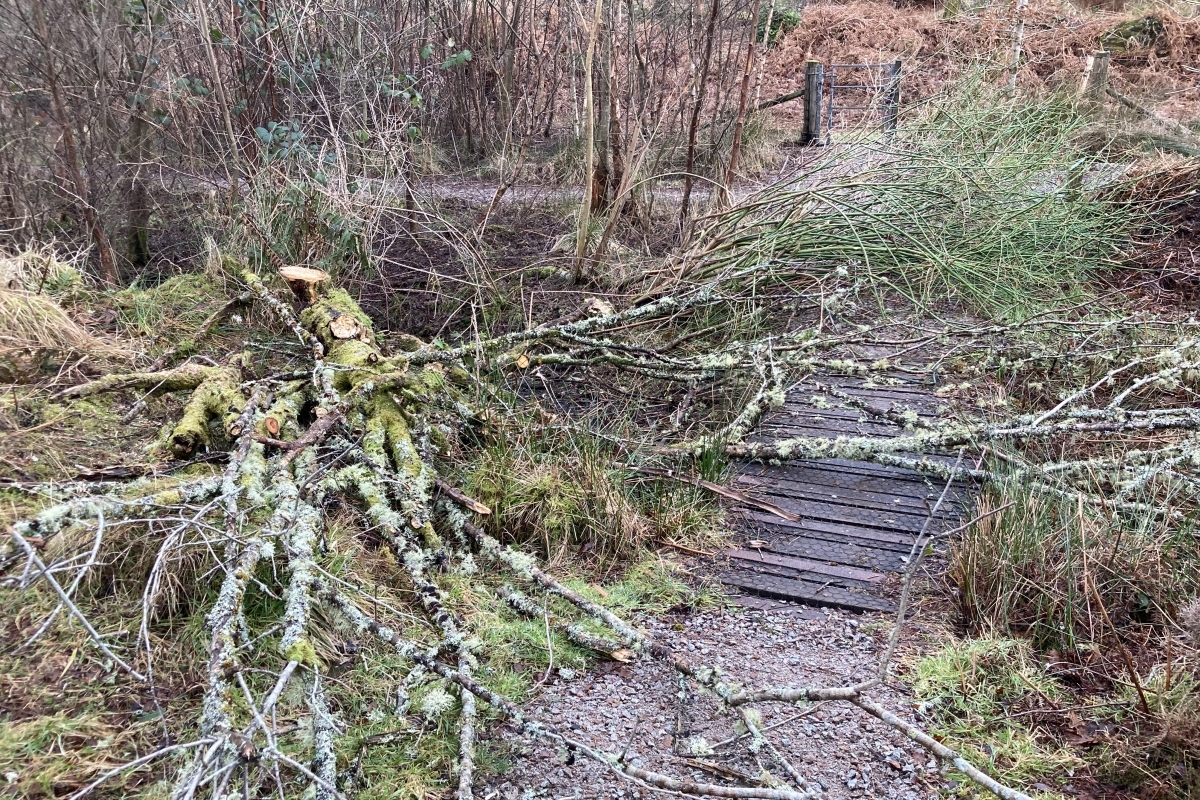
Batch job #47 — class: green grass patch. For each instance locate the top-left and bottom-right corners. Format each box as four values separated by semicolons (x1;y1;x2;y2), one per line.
682;76;1145;319
462;408;727;569
907;637;1081;790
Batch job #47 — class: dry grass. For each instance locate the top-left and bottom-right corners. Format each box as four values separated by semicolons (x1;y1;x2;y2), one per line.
759;0;1200;131
947;478;1200;798
950;482;1198;649
0;249;128;381
0;290;120;355
462;408;728;571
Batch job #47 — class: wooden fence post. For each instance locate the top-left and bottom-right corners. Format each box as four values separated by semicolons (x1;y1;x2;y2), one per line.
802;60;824;145
1080;51;1110;114
884;59;902;134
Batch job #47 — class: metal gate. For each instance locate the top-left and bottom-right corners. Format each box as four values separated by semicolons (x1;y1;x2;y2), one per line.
800;60;902;145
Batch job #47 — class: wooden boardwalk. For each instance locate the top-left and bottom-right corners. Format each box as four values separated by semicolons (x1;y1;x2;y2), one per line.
716;377;973;613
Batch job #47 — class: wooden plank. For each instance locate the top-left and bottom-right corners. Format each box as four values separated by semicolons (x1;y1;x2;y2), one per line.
736;509;923;547
761;538;911;572
736;522;915;571
756;418;905;438
734;496;936;533
737;476;969;517
734;468;935;499
716;370;972;614
720;570;896;613
723;548;887;583
738;474;960;514
809;397;942;417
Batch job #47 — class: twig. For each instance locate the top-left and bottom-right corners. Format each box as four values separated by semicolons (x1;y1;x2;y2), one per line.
22;507;105;648
878;452;963;681
64;738;216;800
629;465;800;523
850;696;1036;800
10;528;146;681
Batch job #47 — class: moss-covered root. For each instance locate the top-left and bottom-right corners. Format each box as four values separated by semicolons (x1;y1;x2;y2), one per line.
54;362;227;401
167;362;248;456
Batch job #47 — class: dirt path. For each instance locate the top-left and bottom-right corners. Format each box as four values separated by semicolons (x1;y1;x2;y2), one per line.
484;599;946;800
411;147;828;210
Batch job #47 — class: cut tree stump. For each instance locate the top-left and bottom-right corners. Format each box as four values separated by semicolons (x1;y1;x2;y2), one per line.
278;266;331;304
714;375;974;613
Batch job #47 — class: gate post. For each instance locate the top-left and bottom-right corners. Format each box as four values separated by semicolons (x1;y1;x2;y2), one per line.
1080;51;1110;115
801;60;824;146
884;59;902;134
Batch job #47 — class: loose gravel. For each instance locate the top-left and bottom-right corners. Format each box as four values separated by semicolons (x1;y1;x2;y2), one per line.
484;599;951;800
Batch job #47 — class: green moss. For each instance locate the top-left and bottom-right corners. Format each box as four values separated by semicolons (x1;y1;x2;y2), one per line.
908;638;1080;787
166;365;245;456
390;333;426;352
359;396;402;462
1100;16;1168;56
152;489;183;505
299;289;376;354
326;341;381;384
111;273;224;339
283;638;322;669
261;384;309;440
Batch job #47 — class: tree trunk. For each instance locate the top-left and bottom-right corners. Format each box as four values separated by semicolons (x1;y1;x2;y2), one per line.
573;0;605;282
39;39;119;283
719;0;762;209
678;0;720;233
125;111;152;270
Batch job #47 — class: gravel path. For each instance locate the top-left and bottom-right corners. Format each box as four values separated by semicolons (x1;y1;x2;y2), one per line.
484;599;948;800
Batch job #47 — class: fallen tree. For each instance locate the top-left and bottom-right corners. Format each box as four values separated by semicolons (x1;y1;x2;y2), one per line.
3;264;1093;800
7;132;1200;795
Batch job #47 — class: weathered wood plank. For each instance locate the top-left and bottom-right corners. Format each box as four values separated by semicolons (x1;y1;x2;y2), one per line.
720;570;897;613
723;548;888;584
714;370;971;612
736;509;923;548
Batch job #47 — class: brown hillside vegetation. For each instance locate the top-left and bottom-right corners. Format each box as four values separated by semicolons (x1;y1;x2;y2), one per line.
761;1;1200;126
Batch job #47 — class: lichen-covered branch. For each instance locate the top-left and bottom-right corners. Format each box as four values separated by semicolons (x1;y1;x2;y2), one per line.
13;265;1138;800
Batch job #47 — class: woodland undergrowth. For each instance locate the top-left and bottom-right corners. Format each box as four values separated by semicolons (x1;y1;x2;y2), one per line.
2;82;1199;800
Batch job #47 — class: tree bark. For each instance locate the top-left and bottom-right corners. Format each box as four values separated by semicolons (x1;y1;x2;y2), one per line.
678;0;720;232
719;0;762;209
573;0;605;282
33;1;119;284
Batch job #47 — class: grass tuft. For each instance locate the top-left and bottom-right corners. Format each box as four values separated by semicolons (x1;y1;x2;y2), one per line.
679;77;1145;319
950;480;1200;652
907;637;1081;788
462;409;726;569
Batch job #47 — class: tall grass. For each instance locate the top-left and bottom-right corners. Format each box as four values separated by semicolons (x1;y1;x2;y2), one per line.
679;79;1142;318
948;477;1200;798
950;480;1200;651
907;637;1081;785
461;408;725;570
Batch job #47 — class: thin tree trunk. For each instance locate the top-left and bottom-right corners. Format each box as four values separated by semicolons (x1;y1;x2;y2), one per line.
1008;0;1029;91
196;0;242;209
608;73;624;212
35;5;118;283
753;0;776;109
593;11;613;214
678;0;720;232
125;110;152;270
572;0;604;283
719;0;762;209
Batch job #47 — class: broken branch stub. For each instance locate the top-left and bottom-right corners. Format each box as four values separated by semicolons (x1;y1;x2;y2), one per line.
278;266;331;305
